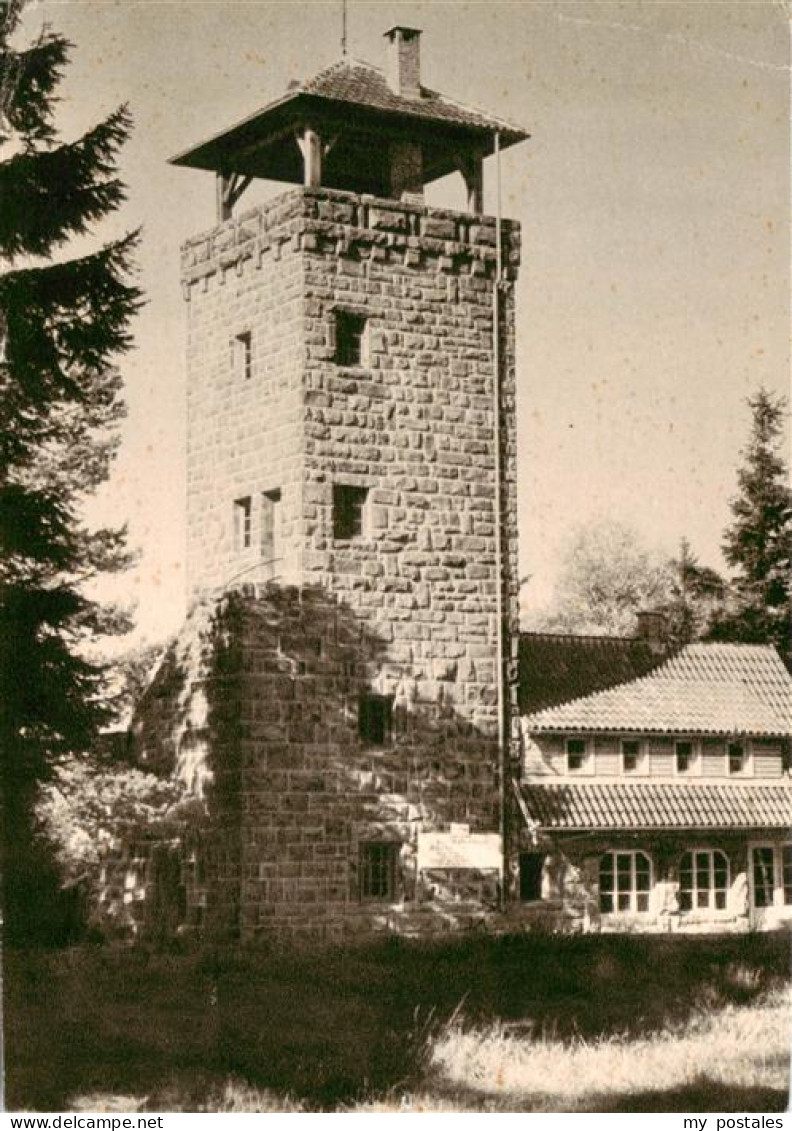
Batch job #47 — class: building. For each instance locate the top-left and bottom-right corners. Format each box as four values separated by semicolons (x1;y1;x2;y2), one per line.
114;29;791;946
516;633;792;933
126;28;528;944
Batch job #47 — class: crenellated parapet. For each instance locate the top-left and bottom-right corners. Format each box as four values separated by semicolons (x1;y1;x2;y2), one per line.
180;188;521;296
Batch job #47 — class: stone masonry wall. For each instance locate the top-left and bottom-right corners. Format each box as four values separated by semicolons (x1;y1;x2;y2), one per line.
234;587;504;943
183;193;308;596
174;188;522;943
129;588;504;943
296;190;521;744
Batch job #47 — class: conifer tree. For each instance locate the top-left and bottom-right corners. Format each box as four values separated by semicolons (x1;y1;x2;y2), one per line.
0;0;141;942
661;538;726;648
711;389;792;663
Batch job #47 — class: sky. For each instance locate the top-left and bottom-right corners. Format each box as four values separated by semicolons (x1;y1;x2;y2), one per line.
20;0;790;644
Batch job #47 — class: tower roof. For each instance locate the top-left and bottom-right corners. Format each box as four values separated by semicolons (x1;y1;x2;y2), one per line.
170;54;529;189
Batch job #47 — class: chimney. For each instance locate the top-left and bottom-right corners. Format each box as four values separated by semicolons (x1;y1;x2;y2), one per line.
384;26;422;100
634;610;669;656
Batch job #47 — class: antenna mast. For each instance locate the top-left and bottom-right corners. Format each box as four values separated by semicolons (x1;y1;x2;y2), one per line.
341;0;347;55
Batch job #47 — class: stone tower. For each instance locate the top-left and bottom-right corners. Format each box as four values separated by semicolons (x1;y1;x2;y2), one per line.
150;28;527;942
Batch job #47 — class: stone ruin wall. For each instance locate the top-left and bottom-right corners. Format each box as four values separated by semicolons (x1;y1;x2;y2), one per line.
123;588;508;944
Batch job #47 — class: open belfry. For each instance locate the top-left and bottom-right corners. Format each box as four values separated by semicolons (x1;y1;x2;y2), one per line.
131;27;529;942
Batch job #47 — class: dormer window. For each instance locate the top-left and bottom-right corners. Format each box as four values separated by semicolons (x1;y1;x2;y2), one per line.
334;311;367;367
675;740;695;775
621;740;642;774
566;738;588;774
728;741;748;776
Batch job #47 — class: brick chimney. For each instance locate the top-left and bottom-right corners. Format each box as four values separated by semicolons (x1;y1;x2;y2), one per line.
634;610;669;656
384;26;422;100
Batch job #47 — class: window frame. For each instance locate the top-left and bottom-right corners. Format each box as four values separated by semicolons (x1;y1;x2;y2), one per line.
232;329;252;381
726;739;751;777
599;849;653;915
678;848;730;913
260;487;282;565
358;692;394;747
518;852;546;903
565;737;591;775
674;738;698;777
750;843;792;910
620;738;647;776
333;483;369;541
233;496;253;551
359;841;399;902
333;309;369;368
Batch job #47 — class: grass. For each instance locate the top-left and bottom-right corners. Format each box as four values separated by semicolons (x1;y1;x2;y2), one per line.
428;988;791;1110
4;932;790;1112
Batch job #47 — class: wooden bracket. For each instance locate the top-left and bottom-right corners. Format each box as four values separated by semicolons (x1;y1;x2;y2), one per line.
216;172;253;222
455;150;484;215
295;126;323;188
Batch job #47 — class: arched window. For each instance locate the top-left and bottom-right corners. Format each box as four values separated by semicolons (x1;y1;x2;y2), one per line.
679;849;729;911
599;850;651;914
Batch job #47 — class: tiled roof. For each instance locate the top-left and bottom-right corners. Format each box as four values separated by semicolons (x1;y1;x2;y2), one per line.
171;55;528;180
524;642;792;738
297;58;527;140
519;632;661;715
520;782;792;831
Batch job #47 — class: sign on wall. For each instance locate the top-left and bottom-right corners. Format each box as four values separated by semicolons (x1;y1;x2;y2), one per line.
417;827;503;873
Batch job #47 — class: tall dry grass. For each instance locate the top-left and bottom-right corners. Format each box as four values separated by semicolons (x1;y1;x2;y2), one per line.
428;987;791;1106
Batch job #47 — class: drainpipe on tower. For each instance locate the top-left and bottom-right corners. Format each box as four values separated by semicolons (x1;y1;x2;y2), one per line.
492;131;509;912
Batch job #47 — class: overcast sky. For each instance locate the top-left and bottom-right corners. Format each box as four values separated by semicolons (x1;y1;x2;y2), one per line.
24;0;790;643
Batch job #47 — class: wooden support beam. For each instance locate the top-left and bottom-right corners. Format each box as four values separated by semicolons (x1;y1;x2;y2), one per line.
227;174;252;211
456;151;484;215
216;173;232;222
296;126;322;188
216;172;254;223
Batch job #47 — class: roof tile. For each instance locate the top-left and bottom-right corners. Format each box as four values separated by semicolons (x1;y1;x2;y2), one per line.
298;58;527;138
521;782;792;830
524;642;792;737
519;632;660;715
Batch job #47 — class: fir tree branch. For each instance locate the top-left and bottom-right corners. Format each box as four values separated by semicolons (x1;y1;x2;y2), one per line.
0;107;133;257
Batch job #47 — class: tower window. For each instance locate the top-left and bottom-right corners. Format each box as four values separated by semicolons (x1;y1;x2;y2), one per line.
359;693;393;746
233;496;252;550
334;311;367;367
359;842;398;901
333;484;368;540
233;330;252;380
261;488;281;564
